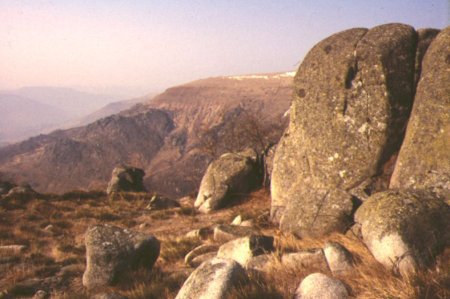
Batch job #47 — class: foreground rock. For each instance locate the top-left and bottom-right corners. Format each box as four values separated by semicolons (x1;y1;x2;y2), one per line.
323;242;353;274
106;166;146;195
175;258;246;299
195;148;261;213
295;273;348;299
82;224;160;289
213;224;256;242
146;194;180;210
271;24;417;237
184;244;219;267
355;190;450;276
217;235;274;266
281;249;329;272
390;26;450;199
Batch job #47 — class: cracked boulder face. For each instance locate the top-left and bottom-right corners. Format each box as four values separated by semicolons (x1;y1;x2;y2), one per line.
355;190;450;277
271;24;417;237
82;224;160;289
195;148;261;213
390;26;449;199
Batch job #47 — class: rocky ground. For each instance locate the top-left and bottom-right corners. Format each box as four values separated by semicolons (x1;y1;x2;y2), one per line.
0;189;448;299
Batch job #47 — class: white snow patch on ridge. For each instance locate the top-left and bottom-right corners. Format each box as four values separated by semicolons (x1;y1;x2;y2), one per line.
227;71;295;81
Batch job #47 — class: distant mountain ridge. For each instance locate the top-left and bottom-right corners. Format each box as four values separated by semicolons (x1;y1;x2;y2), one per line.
0;87;148;145
0;72;294;196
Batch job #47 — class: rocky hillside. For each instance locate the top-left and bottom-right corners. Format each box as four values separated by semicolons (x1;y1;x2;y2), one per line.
0;73;293;196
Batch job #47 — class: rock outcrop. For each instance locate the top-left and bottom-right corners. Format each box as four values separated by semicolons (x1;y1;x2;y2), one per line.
106;166;146;195
323;242;353;274
82;224;160;289
195;148;261;213
390;26;450;199
271;23;421;237
294;273;348;299
355;189;450;276
175;258;246;299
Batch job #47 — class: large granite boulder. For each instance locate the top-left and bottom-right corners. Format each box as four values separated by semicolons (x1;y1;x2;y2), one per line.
271;24;418;237
195;148;261;213
355;190;450;276
175;258;246;299
106;166;146;195
82;224;160;289
390;26;450;199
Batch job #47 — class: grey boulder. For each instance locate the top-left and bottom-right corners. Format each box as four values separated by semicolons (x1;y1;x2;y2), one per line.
195;148;261;213
82;224;160;289
175;258;246;299
355;189;450;276
294;273;348;299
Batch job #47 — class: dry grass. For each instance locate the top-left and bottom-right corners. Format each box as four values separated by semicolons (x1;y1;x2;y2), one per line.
0;189;448;298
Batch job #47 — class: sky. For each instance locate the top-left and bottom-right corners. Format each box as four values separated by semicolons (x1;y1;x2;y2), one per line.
0;0;448;98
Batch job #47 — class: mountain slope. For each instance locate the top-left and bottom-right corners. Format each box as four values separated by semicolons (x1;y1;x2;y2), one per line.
0;94;71;144
0;72;294;196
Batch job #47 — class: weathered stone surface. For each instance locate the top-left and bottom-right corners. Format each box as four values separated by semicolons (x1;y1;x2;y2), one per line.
0;245;27;256
271;24;417;237
189;252;217;268
281;249;329;272
145;194;180;210
0;180;14;196
414;28;440;86
245;254;274;273
175;258;246;299
184;244;218;267
106;166;146;195
323;242;353;274
294;273;348;299
213;224;256;243
355;189;450;276
195;148;261;213
32;290;49;299
231;215;243;225
91;293;129;299
185;227;211;240
2;184;38;201
82;224;160;289
390;27;450;199
217;235;274;266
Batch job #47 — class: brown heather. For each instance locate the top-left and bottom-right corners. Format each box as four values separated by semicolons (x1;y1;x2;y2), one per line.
0;189;448;298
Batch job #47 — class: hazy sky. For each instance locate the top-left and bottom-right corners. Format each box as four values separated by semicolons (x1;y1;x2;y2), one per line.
1;0;448;97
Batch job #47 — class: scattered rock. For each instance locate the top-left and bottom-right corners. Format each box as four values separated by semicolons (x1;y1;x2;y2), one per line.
145;194;180;210
240;220;253;227
213;224;256;243
245;254;274;273
390;26;450;199
0;181;15;196
189;252;217;268
106;166;146;195
175;258;246;299
271;24;417;237
0;245;27;255
185;227;211;240
294;273;348;299
217;235;274;266
2;184;38;201
32;290;49;299
281;249;329;272
195;148;261;213
91;293;129;299
231;215;243;225
323;242;353;274
355;189;450;276
82;224;160;289
185;244;219;267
